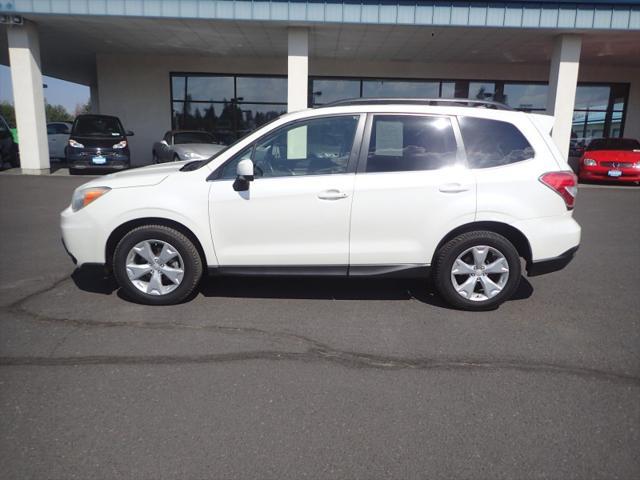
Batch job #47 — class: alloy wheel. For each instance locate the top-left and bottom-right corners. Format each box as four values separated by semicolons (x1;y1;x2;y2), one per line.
125;239;185;296
450;245;510;302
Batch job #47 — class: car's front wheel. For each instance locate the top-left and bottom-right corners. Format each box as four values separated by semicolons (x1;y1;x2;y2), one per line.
433;231;521;311
113;225;203;305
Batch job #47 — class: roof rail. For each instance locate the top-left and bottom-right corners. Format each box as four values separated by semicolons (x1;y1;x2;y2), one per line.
319;98;514;111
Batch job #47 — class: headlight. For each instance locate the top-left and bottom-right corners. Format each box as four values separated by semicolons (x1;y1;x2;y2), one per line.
68;139;84;148
583;158;597;167
634;162;640;169
112;140;127;149
183;152;204;160
71;187;111;212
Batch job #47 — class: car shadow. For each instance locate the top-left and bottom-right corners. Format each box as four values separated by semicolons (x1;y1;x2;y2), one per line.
198;275;534;308
71;266;534;309
71;265;118;295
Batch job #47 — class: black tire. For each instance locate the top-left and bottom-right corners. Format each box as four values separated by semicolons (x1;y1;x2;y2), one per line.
173;154;180;162
152;152;159;163
433;231;521;311
113;225;203;305
68;168;80;175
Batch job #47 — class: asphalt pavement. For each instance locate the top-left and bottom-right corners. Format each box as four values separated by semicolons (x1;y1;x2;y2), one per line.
0;175;639;479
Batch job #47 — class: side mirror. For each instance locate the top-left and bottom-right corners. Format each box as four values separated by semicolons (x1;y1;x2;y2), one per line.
126;130;135;136
234;159;254;192
160;140;169;146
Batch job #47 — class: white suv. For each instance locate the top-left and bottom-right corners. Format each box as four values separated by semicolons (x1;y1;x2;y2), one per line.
61;99;580;310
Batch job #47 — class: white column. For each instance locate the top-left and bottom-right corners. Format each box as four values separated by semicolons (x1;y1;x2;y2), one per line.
90;84;100;113
7;21;50;174
287;28;309;113
546;34;582;160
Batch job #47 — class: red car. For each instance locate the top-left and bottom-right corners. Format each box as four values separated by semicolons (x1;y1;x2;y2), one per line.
579;138;640;184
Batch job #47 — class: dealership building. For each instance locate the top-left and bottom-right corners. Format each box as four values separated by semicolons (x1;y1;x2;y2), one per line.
1;0;639;173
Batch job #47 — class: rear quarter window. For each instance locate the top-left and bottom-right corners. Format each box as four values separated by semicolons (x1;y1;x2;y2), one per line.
459;117;534;168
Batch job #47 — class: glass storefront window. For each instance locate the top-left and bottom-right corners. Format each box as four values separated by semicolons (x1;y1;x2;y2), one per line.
186;76;234;102
236;77;287;104
172;74;287;143
362;80;439;98
469;82;496;101
503;84;548;111
440;82;455;98
310;79;360;105
236;104;287;138
172;76;186;101
574;86;610;110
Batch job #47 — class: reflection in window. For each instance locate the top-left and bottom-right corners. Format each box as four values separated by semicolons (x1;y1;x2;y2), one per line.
503;84;548;111
459;117;534;168
310;79;360;105
236;77;287;103
362;80;439;98
575;86;610;110
236;104;287;138
469;82;496;101
367;115;458;173
172;74;287;144
186;76;234;102
172;76;186;101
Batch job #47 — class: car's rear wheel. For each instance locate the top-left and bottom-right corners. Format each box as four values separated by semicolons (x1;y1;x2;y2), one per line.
113;225;203;305
433;231;521;311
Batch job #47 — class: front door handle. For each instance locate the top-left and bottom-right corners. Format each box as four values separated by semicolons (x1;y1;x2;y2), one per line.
318;189;349;200
439;183;470;193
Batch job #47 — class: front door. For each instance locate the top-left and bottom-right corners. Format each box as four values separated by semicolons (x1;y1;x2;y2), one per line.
209;114;364;268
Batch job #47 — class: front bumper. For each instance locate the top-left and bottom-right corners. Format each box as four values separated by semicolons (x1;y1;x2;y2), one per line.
579;167;640;183
60;206;106;266
67;149;130;170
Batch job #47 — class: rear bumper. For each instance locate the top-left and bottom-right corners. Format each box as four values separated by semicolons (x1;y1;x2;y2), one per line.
527;246;579;277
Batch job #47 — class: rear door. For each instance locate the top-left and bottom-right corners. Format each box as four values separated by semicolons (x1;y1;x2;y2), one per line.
349;114;476;266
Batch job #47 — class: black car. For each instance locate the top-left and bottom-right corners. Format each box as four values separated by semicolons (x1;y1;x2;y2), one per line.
66;114;133;174
0;114;19;169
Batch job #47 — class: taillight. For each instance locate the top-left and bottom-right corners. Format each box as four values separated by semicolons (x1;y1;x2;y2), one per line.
539;171;578;210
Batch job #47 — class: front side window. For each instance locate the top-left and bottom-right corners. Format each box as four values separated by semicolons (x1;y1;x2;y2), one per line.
216;115;360;180
365;115;458;173
459;117;534;168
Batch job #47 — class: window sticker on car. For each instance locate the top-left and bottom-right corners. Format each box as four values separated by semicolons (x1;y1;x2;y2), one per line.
287;125;308;160
375;120;403;157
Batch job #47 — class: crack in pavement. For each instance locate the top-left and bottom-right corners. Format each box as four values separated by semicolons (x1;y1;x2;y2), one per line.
2;275;639;387
0;350;639;386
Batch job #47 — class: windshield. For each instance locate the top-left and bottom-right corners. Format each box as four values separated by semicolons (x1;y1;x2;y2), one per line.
174;132;216;144
587;138;640;151
73;116;125;138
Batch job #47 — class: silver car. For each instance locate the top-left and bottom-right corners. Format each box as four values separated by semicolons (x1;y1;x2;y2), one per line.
152;130;225;163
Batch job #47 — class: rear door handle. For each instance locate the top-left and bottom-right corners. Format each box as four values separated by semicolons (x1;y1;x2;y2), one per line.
318;189;349;200
438;183;470;193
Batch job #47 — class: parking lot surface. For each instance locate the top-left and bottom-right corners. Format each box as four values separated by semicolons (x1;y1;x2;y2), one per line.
1;175;639;479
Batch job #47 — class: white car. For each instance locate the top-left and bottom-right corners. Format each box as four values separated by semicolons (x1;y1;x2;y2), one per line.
152;130;225;163
61;99;580;310
47;121;73;159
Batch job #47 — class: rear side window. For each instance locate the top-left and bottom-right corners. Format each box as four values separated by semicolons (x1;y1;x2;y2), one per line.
366;115;458;173
459;117;534;168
